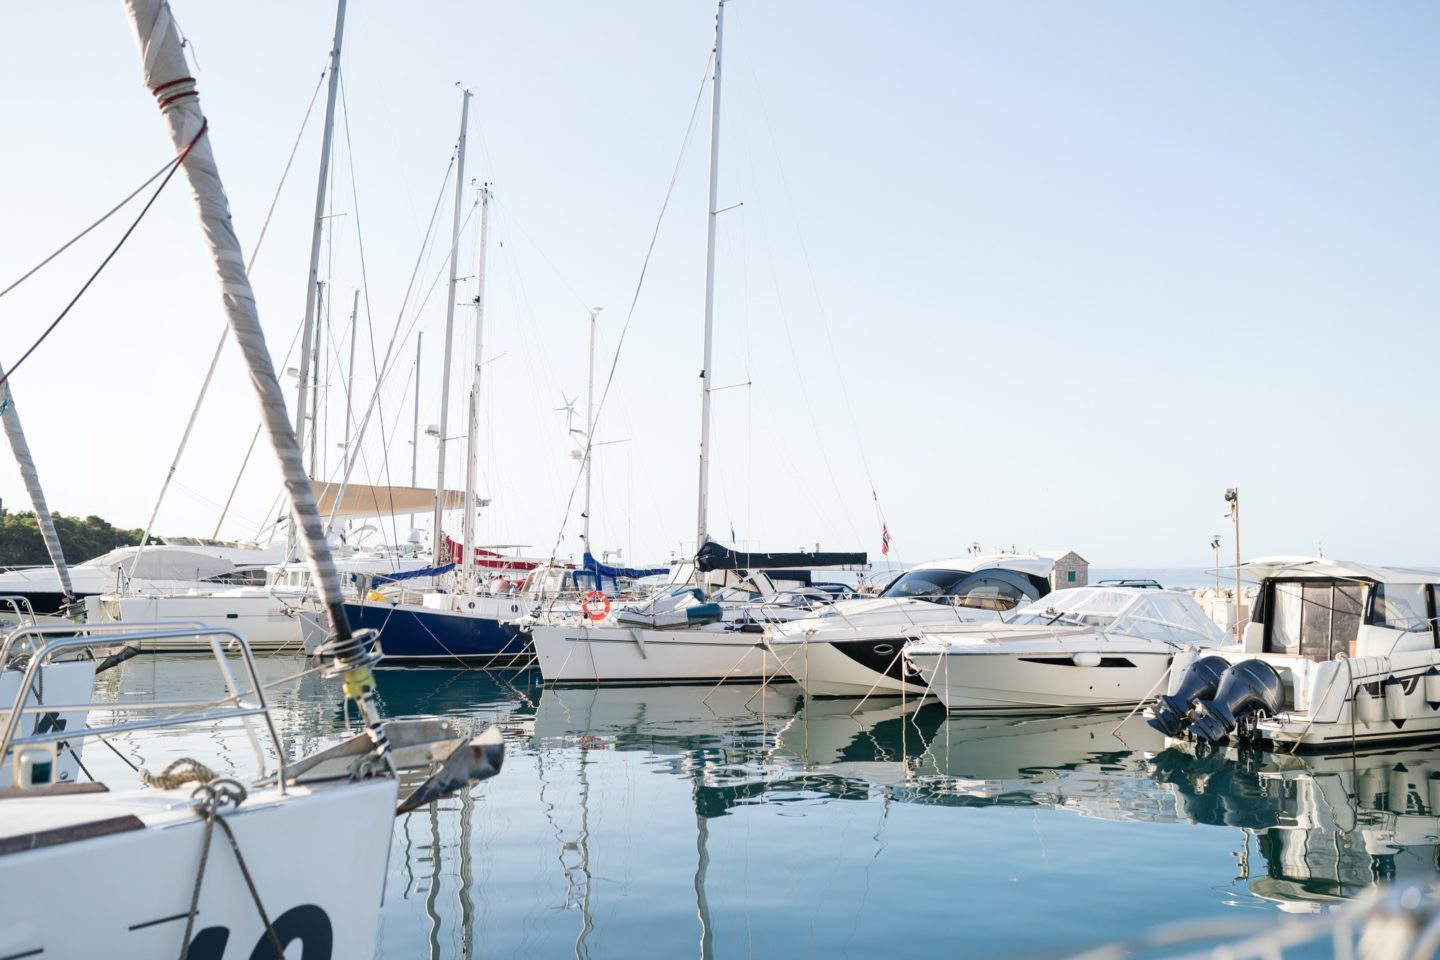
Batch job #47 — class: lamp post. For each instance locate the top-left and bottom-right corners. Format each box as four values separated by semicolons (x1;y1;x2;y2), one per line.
1210;535;1221;596
1224;488;1241;639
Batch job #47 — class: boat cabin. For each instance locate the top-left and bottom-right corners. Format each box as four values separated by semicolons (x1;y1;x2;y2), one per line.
1239;558;1440;661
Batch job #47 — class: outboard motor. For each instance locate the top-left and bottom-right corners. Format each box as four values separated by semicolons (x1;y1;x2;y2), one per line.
1147;655;1231;736
1186;659;1285;743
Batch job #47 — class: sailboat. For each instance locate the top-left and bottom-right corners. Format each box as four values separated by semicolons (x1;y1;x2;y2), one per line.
0;5;503;957
529;0;866;685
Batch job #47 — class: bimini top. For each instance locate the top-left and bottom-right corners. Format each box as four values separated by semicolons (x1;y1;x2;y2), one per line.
1241;556;1440;586
1008;587;1227;647
904;554;1057;579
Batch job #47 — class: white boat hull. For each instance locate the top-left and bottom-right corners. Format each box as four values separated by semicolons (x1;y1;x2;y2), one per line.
90;593;308;652
531;622;781;684
907;647;1174;713
0;777;397;959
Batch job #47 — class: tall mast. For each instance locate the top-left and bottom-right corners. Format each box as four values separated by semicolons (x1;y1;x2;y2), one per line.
461;184;491;594
432;90;471;565
290;0;346;555
343;289;359;461
695;0;725;554
0;363;74;603
310;280;325;476
582;308;599;557
410;331;422;532
125;0;382;733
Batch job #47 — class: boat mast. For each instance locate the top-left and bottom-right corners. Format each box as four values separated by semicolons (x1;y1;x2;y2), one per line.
695;0;725;555
310;280;325;476
410;331;422;532
461;184;491;594
287;0;345;557
432;90;471;566
582;307;600;558
343;288;359;465
124;0;383;733
0;363;74;605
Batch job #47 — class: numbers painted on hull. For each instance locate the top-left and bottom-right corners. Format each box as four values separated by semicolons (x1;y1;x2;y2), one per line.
185;904;333;960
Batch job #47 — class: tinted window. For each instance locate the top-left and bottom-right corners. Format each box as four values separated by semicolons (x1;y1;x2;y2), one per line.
882;569;969;599
1266;579;1365;660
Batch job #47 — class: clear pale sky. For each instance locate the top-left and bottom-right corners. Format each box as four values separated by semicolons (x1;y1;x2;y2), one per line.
1;2;1437;568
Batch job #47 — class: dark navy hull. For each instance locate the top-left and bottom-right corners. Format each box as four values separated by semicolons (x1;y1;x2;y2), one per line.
343;601;533;666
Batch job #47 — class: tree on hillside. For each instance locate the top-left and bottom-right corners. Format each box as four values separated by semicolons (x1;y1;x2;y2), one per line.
0;512;148;567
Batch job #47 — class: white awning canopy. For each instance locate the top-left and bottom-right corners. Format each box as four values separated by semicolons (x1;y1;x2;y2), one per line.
312;482;467;519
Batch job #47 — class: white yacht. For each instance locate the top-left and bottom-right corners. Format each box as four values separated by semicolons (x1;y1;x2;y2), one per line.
0;539;283;617
766;555;1060;697
89;546;439;653
1149;557;1440;751
905;586;1227;713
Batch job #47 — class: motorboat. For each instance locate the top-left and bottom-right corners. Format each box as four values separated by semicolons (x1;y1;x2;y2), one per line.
904;586;1228;713
1149;557;1440;751
530;543;866;684
766;554;1059;697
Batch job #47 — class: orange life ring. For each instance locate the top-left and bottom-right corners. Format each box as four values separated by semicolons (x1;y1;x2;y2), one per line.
580;590;610;621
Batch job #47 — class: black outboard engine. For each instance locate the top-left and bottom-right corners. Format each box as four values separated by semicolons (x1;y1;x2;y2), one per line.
1147;655;1231;736
1186;659;1285;743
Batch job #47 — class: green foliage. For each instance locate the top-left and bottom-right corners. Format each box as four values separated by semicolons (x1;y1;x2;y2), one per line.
0;512;147;567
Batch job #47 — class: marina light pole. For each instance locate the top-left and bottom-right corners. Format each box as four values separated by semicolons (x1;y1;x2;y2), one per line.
1210;535;1221;597
1225;487;1241;639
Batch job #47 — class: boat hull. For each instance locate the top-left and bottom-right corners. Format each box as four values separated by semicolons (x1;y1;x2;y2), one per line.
531;622;781;684
907;648;1173;713
0;778;396;959
772;636;929;698
325;600;532;665
89;593;307;652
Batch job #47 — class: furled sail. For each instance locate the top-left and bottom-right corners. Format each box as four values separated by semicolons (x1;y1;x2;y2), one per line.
0;361;74;600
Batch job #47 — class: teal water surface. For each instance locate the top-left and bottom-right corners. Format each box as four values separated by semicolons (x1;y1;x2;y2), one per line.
86;656;1440;958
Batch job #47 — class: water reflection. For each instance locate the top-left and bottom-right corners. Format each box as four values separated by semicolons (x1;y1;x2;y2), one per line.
87;658;1440;956
1152;742;1440;909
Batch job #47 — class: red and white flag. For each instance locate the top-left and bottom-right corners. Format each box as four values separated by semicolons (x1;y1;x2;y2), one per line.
881;522;892;556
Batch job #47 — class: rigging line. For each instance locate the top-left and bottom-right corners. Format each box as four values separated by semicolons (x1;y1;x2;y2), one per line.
338;75;399;549
544;51;715;566
320;154;476;538
139;66;329;556
744;51;886;523
0;121;206;391
490;197;592;314
0;156;173;301
739;133;859;546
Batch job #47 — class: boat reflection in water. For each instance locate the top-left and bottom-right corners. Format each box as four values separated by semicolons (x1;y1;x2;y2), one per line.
365;672;1440;957
1151;741;1440;911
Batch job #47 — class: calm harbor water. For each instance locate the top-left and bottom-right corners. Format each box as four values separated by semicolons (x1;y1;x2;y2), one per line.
83;653;1440;958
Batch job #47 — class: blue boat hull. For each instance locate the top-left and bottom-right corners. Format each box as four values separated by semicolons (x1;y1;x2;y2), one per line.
342;601;532;666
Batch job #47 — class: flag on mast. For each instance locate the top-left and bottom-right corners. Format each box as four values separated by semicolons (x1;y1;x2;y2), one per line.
881;522;892;556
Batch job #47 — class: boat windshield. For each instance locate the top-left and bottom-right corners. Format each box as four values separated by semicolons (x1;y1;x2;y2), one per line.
881;568;970;599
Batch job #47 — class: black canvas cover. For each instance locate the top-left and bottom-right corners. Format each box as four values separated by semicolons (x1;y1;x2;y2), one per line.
694;541;867;572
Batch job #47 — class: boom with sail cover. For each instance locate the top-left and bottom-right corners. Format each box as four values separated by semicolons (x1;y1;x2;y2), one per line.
694;541;867;573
